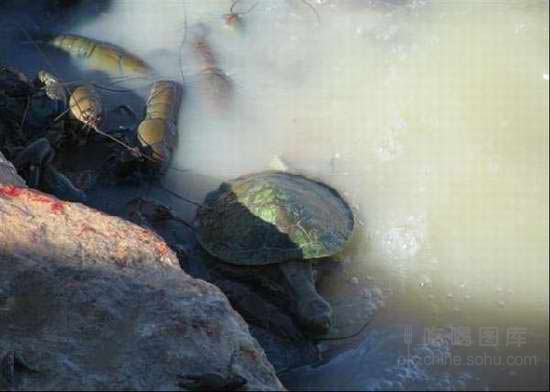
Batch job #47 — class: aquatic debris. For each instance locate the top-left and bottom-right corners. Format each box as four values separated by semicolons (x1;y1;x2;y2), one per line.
36;70;67;103
126;197;193;230
269;155;299;173
223;0;262;31
298;0;321;26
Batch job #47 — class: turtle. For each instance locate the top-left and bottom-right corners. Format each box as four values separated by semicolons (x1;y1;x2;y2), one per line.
195;170;355;335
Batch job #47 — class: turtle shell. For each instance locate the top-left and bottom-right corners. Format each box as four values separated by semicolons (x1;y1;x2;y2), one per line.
196;171;355;265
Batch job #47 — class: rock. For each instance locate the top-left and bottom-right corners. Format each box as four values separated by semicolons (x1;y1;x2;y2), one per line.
0;66;54;133
0;151;26;187
1;1;111;32
0;183;283;390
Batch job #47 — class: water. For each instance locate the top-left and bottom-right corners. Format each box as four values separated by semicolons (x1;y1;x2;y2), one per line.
10;0;550;389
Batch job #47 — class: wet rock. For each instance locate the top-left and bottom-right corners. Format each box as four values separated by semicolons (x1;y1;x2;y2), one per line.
1;1;111;32
0;183;283;390
0;151;26;187
0;66;59;157
1;65;95;202
0;66;32;97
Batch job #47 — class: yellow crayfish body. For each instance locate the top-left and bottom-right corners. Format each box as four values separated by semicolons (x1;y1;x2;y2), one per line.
136;80;182;167
68;84;103;129
50;34;154;79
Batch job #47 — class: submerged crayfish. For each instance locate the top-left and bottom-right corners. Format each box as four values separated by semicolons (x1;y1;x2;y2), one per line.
49;34;154;79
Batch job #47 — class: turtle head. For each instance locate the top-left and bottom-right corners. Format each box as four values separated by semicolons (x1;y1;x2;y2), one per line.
296;296;333;335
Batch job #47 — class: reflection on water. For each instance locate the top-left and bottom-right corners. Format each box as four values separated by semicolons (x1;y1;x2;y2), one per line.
20;0;550;388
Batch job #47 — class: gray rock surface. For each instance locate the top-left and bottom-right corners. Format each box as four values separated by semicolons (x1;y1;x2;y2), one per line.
0;152;25;187
0;169;283;390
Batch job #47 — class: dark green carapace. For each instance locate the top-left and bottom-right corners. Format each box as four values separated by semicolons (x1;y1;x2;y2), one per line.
196;171;354;265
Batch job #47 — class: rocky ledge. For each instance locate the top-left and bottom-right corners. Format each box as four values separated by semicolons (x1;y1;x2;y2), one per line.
0;152;283;390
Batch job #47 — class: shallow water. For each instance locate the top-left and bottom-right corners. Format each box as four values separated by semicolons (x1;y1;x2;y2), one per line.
7;0;550;389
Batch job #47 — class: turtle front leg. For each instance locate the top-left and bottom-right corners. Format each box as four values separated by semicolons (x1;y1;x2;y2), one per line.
213;277;304;341
278;260;332;335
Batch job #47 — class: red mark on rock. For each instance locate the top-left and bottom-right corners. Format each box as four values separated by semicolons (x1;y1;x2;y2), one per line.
50;201;64;213
0;185;24;198
0;185;65;214
157;242;170;257
27;191;65;214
